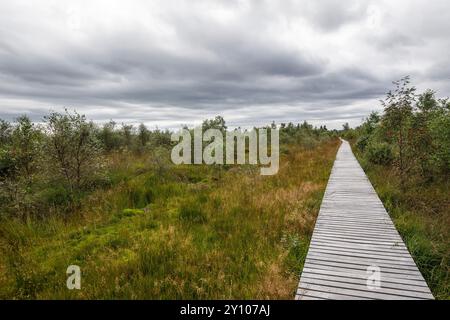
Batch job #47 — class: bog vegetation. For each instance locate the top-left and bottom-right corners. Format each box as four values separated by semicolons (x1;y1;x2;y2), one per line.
342;77;449;299
0;112;338;299
0;77;448;299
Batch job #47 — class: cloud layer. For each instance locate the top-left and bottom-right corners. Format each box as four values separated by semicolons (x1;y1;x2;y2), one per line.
0;0;449;129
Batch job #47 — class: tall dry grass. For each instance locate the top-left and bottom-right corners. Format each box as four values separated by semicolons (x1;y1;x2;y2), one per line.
0;138;339;299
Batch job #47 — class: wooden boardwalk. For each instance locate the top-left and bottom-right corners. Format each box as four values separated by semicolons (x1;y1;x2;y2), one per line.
296;140;434;300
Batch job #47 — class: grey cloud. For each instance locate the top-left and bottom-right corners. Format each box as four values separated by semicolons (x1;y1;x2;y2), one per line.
299;0;371;31
0;0;449;129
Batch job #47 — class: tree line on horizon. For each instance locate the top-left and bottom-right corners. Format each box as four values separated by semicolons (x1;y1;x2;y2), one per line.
0;111;332;219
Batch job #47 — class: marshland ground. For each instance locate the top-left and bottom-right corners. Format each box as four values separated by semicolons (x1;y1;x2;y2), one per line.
0;117;339;299
0;79;449;299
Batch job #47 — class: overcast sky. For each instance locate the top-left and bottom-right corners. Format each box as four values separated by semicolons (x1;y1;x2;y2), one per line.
0;0;449;129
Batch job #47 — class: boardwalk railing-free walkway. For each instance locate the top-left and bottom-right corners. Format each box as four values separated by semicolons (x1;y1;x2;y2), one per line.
296;139;434;300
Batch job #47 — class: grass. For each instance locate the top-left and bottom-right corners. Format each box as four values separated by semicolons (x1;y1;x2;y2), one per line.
0;138;339;299
354;152;449;300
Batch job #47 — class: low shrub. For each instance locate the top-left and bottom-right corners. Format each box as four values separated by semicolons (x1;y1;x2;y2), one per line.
355;135;369;152
366;142;394;165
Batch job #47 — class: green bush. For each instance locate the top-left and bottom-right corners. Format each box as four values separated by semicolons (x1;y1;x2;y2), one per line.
0;148;15;177
429;112;450;174
355;135;369;152
39;185;72;206
366;142;394;165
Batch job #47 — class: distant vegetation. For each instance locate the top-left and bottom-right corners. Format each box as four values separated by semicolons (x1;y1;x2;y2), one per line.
0;111;336;220
342;77;449;299
0;112;338;299
0;110;173;219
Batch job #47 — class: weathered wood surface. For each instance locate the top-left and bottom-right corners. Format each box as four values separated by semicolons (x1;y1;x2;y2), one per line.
296;140;434;300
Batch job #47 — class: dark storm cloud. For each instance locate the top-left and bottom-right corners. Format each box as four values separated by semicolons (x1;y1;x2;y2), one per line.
0;0;449;128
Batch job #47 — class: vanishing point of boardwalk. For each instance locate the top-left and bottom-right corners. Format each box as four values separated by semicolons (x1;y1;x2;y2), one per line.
296;140;434;300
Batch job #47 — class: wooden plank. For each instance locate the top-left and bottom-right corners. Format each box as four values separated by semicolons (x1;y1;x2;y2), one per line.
297;285;418;300
313;230;403;241
309;243;412;257
296;289;372;300
305;256;425;273
309;248;416;262
306;252;419;268
313;226;402;236
296;140;434;300
297;295;328;300
300;278;433;299
305;261;426;280
311;239;407;251
300;273;432;294
301;267;430;287
310;235;405;247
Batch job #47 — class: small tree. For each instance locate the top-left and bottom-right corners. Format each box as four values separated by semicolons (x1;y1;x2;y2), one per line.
381;76;416;185
0;119;12;146
356;112;381;152
10;116;42;183
0;119;14;177
428;99;450;178
342;122;350;131
409;90;439;179
0;116;42;216
203;116;227;134
98;120;119;151
45;110;103;192
121;123;134;149
138;123;150;147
